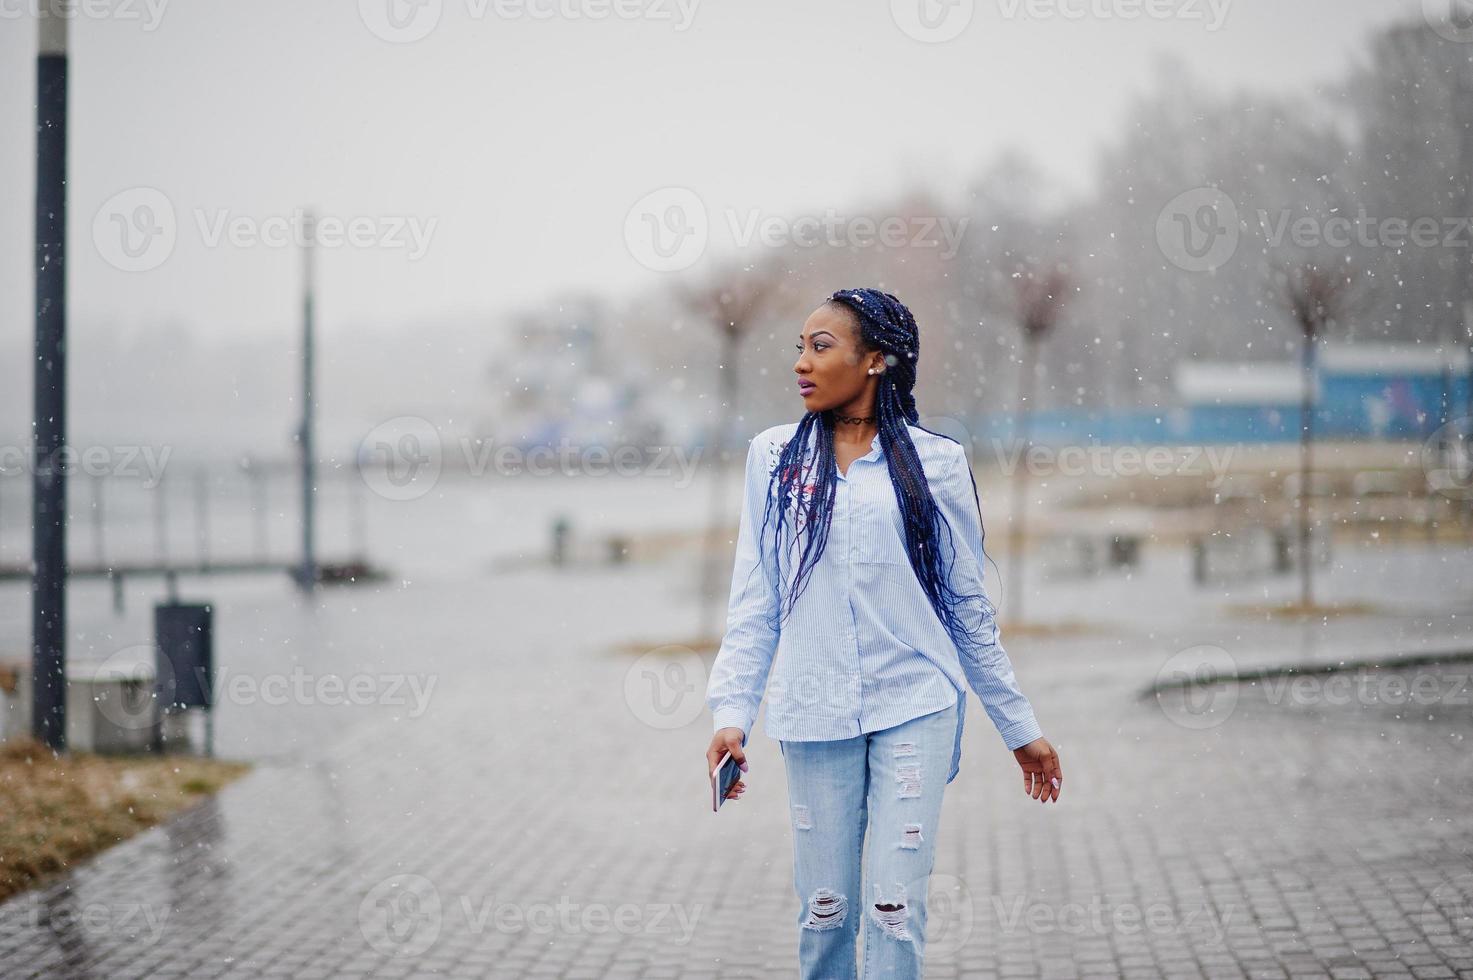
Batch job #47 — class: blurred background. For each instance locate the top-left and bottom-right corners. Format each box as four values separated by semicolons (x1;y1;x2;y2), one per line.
1;1;1472;977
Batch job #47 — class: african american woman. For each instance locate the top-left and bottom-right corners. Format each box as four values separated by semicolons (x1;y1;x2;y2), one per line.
703;287;1062;980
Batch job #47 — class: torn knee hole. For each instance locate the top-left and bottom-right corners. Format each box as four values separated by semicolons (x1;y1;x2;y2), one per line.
802;887;846;931
895;763;922;798
899;823;923;849
893;741;917;759
792;804;812;830
870;881;913;941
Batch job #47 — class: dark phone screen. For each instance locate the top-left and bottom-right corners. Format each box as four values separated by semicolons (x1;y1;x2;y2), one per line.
715;754;741;808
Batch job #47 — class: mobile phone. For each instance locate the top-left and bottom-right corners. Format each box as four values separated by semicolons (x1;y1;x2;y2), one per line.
711;751;742;812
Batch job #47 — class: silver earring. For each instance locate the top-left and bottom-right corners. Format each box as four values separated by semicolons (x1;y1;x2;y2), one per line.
867;368;876;375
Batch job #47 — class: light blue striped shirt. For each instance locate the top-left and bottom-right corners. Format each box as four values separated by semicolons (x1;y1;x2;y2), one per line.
706;420;1043;784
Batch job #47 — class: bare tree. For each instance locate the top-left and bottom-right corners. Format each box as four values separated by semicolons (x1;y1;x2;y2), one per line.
676;257;785;641
1270;257;1363;608
1006;262;1073;623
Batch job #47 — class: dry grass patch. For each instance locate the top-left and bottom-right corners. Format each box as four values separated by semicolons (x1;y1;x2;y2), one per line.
1221;599;1384;620
610;635;722;656
0;738;251;903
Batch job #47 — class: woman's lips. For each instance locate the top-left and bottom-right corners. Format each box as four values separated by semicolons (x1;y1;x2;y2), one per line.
798;381;816;395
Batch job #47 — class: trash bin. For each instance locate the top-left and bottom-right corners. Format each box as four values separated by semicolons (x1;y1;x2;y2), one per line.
155;602;213;710
154;602;214;754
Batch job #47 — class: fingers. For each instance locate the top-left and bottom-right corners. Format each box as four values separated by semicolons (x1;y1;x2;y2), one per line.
725;735;748;772
1045;752;1062;803
725;779;745;800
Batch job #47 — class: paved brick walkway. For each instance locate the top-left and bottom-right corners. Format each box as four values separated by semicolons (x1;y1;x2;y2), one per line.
1;549;1472;978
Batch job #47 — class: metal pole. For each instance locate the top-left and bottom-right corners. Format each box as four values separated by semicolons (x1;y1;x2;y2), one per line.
1299;337;1314;608
32;6;69;751
298;209;317;591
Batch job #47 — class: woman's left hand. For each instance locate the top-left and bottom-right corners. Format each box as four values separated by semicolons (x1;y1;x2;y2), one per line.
1013;737;1062;803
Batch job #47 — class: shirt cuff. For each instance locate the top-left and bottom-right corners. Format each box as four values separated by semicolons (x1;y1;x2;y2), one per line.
711;706;752;741
998;716;1044;751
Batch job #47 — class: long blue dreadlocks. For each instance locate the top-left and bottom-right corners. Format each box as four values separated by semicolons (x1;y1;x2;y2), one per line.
751;287;998;652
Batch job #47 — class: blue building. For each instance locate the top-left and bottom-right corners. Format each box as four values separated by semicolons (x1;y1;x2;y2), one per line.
1172;343;1471;443
952;342;1470;448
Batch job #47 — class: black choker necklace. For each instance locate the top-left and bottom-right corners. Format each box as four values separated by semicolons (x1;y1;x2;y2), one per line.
833;413;875;425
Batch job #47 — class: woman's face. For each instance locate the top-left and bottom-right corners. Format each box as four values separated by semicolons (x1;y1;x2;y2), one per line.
793;303;885;414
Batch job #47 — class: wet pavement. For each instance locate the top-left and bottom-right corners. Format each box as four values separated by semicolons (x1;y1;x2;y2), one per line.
0;539;1471;978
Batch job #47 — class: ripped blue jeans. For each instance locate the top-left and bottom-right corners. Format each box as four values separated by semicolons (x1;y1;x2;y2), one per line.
779;700;959;980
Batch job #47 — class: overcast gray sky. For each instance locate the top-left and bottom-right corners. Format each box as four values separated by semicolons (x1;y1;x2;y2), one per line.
0;0;1420;343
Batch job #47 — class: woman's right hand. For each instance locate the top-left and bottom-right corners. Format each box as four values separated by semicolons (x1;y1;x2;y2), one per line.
707;727;749;801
